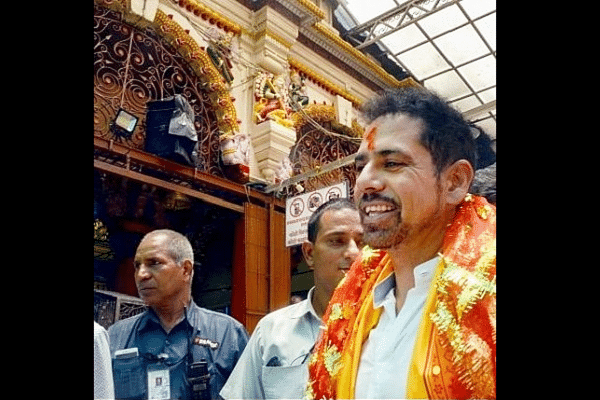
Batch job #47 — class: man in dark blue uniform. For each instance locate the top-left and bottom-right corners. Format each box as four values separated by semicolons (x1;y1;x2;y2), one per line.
108;229;249;399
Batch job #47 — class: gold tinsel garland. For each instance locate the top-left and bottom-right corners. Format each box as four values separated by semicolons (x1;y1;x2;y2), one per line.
290;103;364;138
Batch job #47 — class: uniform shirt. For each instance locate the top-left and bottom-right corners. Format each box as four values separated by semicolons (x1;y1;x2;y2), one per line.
354;256;439;399
108;300;249;400
220;287;322;399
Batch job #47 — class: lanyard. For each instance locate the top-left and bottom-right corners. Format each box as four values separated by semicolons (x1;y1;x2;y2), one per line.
122;307;198;368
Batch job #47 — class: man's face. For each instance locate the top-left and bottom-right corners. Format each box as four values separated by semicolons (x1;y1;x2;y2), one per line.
303;208;363;295
354;113;446;249
133;233;190;308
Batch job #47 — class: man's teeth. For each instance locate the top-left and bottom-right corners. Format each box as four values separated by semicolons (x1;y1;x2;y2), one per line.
365;205;394;214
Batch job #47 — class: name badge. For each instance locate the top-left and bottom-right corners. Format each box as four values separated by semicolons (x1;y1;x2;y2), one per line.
147;364;170;400
193;336;219;349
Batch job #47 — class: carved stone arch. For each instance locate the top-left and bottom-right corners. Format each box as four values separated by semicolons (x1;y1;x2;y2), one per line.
94;2;239;175
288;104;362;197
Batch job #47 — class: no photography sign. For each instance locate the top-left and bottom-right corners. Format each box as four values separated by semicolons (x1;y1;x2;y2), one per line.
285;182;348;247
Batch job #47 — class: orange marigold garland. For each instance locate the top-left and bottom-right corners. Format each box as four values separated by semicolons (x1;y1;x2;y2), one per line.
427;194;496;399
306;245;387;399
305;195;496;399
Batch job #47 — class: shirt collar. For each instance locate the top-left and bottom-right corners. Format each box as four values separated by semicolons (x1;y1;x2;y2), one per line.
289;286;320;321
372;255;440;308
373;274;395;308
414;255;439;289
184;300;200;329
138;299;197;333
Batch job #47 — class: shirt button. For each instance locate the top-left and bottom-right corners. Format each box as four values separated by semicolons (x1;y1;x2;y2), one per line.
432;365;441;375
165;339;170;346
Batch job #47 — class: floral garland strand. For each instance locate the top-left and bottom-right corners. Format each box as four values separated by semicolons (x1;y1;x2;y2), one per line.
305;245;388;399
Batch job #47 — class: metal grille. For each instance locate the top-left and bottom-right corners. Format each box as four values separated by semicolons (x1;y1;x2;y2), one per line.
93;5;223;175
289;123;359;197
94;290;147;330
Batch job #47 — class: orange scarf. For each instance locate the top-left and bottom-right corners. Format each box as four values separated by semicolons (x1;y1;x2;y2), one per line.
306;194;496;399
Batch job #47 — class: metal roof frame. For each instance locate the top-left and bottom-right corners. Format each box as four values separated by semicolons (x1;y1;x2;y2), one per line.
335;0;496;138
344;0;462;51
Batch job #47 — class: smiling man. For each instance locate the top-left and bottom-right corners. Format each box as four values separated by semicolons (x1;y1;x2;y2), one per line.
307;87;496;399
220;198;363;399
108;229;249;400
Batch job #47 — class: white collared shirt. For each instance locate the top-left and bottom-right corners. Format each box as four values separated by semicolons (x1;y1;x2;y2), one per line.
94;322;114;399
220;287;322;399
354;256;439;399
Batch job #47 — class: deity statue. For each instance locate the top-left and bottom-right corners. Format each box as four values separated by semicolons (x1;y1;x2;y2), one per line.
206;29;235;85
289;70;309;109
220;132;250;183
274;155;293;184
253;72;294;127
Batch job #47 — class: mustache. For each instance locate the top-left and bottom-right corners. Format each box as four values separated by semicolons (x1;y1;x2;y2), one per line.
357;193;400;208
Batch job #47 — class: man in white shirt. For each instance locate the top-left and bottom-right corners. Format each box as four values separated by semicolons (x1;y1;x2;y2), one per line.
220;198;363;399
306;87;496;399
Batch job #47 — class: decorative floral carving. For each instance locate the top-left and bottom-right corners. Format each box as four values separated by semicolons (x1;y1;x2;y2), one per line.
94;5;224;176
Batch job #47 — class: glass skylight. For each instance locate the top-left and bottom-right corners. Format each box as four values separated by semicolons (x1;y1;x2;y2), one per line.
341;0;496;139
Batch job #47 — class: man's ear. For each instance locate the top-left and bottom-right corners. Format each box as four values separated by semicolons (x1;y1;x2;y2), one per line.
182;259;194;282
301;241;315;270
443;159;474;205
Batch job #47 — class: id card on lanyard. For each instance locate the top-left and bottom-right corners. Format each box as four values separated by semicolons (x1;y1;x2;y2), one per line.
147;363;170;400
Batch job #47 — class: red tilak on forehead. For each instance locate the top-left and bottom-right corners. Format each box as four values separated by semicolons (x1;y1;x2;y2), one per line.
364;126;377;150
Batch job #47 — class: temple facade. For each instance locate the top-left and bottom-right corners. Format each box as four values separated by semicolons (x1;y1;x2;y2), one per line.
93;0;417;333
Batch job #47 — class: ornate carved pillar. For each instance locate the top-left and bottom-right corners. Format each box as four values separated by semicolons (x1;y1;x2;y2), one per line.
251;120;296;182
252;6;297;75
250;6;298;182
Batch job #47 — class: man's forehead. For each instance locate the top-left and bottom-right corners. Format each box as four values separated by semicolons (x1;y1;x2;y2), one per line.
364;125;378;151
135;245;162;259
318;208;362;235
358;114;425;154
362;113;424;139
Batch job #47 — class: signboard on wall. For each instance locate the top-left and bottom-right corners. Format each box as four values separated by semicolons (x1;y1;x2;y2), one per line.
285;182;348;247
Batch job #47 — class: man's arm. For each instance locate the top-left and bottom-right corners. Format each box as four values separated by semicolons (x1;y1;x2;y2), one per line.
220;323;266;399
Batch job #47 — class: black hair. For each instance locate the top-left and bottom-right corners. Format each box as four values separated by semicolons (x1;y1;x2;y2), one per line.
307;197;357;243
360;87;476;177
471;124;496;170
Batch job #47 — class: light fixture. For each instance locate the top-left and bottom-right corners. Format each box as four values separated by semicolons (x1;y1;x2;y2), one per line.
164;191;192;211
111;108;139;138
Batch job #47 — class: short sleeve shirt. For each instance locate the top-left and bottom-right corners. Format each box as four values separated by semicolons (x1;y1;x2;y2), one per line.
108;301;249;399
220;287;322;399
